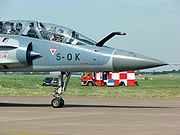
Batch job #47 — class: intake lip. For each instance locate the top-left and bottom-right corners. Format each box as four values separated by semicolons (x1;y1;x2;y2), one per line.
112;49;168;72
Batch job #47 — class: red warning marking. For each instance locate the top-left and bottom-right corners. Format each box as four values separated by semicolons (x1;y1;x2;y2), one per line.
50;47;56;55
51;49;56;54
2;52;8;58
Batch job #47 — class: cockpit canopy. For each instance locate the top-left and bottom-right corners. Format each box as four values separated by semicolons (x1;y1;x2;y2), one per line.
0;20;96;45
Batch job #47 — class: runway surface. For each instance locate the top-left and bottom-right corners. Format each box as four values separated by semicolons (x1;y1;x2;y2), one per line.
0;96;180;135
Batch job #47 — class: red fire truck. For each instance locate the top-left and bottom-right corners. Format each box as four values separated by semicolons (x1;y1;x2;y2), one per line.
81;71;137;86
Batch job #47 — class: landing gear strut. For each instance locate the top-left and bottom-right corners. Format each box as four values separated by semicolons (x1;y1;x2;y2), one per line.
51;71;71;108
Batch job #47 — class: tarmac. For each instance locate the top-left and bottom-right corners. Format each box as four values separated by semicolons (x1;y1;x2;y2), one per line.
0;96;180;135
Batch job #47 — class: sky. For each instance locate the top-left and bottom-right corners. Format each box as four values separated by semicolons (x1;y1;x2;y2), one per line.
0;0;180;71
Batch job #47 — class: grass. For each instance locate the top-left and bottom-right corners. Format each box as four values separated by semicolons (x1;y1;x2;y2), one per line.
0;74;180;99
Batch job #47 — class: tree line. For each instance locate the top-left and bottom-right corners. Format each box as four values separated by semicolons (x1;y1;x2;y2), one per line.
136;69;180;75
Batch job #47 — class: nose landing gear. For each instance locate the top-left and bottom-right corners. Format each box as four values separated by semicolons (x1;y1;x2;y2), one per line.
51;71;71;108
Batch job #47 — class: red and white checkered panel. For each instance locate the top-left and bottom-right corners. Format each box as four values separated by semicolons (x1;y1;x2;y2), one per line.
127;80;135;86
114;80;119;86
119;80;127;86
127;71;135;73
111;72;119;80
95;71;135;86
127;72;135;80
127;71;135;86
107;73;112;79
120;72;127;79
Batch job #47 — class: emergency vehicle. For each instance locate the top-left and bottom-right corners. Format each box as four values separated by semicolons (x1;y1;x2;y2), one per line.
81;71;137;86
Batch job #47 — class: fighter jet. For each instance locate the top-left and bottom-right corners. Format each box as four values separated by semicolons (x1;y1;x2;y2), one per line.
0;20;167;108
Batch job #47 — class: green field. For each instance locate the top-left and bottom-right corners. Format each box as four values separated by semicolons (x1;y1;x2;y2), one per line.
0;74;180;98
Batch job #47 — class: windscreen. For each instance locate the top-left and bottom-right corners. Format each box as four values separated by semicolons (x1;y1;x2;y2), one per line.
38;22;96;45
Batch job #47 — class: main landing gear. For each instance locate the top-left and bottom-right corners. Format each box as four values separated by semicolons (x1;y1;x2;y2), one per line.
51;71;71;108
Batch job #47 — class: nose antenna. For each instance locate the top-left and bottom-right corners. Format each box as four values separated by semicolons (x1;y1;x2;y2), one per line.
96;32;126;47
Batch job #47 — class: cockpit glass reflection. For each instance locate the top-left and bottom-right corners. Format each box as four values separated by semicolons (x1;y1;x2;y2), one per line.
0;21;24;35
0;20;97;46
38;22;96;45
22;22;39;38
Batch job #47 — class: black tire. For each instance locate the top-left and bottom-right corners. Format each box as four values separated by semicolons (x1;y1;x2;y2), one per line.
87;82;93;86
51;98;64;108
119;81;125;86
60;98;64;107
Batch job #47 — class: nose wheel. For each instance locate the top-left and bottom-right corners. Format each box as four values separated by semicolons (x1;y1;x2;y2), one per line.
51;97;64;108
51;72;71;108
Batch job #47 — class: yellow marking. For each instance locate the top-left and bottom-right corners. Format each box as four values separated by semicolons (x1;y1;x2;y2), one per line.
84;72;90;78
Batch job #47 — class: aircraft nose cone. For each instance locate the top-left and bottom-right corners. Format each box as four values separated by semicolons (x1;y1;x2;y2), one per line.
112;49;168;71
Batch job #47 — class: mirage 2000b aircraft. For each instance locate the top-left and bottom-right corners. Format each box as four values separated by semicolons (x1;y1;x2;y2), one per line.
0;20;167;108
